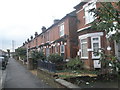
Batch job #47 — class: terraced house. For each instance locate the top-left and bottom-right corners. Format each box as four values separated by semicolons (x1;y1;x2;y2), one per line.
21;0;120;70
22;11;78;60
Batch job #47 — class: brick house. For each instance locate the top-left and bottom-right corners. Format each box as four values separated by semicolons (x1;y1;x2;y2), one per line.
22;11;78;60
39;11;78;60
20;1;120;70
74;0;119;70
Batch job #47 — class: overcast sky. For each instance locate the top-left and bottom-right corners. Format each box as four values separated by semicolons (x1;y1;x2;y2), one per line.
0;0;80;52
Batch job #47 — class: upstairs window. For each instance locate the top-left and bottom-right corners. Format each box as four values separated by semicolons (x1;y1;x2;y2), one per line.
59;23;64;37
46;31;49;42
84;2;96;24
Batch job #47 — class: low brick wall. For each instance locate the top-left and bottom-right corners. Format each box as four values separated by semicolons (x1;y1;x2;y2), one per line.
37;68;68;88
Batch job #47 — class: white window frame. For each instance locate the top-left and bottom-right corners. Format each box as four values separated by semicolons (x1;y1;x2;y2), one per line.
80;38;88;59
46;48;50;57
55;45;58;53
91;36;101;59
59;23;64;37
60;45;65;53
84;2;96;24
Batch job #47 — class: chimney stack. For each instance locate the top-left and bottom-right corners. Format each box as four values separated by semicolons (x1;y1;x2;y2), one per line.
23;43;25;46
27;38;30;42
30;36;33;40
35;32;38;37
54;19;59;24
42;26;46;32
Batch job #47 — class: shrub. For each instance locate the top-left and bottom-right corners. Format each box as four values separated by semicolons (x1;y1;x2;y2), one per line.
15;48;26;60
31;50;46;69
39;51;46;60
66;57;84;70
31;51;46;61
48;54;63;64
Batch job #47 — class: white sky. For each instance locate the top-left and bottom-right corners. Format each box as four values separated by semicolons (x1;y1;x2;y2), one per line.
0;0;80;52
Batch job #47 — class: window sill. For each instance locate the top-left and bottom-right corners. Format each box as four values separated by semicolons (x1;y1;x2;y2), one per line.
60;35;64;37
80;57;88;59
92;57;100;59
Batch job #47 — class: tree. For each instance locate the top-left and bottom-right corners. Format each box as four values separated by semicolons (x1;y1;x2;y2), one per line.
91;2;120;42
7;49;10;58
15;48;27;60
90;2;120;74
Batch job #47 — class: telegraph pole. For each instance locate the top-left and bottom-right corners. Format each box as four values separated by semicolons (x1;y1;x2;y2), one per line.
12;40;14;52
27;44;29;68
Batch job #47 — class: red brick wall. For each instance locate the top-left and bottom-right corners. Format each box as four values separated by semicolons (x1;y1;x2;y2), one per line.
23;16;78;59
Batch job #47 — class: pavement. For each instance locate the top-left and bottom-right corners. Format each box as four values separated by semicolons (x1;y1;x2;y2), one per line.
4;58;51;88
0;70;7;90
0;61;7;90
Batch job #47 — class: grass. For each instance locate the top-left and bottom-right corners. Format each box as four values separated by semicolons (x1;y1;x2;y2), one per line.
55;69;99;79
56;69;99;74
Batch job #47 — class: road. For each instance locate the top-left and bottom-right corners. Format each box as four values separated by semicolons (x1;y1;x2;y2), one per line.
4;58;51;88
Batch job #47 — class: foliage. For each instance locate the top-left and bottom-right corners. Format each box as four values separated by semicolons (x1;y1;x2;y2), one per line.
95;48;120;74
30;50;46;69
90;2;120;42
66;57;84;70
15;48;27;60
39;51;46;60
47;54;63;64
31;50;46;61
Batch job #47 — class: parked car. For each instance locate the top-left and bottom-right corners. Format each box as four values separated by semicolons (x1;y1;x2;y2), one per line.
0;56;6;70
0;56;7;89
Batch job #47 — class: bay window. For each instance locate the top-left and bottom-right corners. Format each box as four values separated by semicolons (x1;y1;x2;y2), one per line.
81;38;88;58
60;45;65;57
60;45;65;53
91;37;101;58
46;48;50;57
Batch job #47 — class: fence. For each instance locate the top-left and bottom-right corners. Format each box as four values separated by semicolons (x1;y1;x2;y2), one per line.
38;60;56;72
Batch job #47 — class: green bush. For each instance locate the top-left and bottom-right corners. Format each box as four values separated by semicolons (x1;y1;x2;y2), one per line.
15;48;26;60
66;57;84;70
31;51;46;61
31;50;46;69
48;54;63;64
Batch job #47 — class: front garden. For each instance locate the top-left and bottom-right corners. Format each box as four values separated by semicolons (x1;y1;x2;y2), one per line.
14;48;120;88
29;51;119;88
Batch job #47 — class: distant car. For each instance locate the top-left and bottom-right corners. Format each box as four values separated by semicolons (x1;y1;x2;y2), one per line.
0;56;6;70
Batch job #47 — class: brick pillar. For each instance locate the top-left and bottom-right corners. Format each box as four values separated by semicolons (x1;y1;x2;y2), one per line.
27;57;34;70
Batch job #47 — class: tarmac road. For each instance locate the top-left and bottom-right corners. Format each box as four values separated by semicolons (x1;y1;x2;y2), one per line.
4;58;51;88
